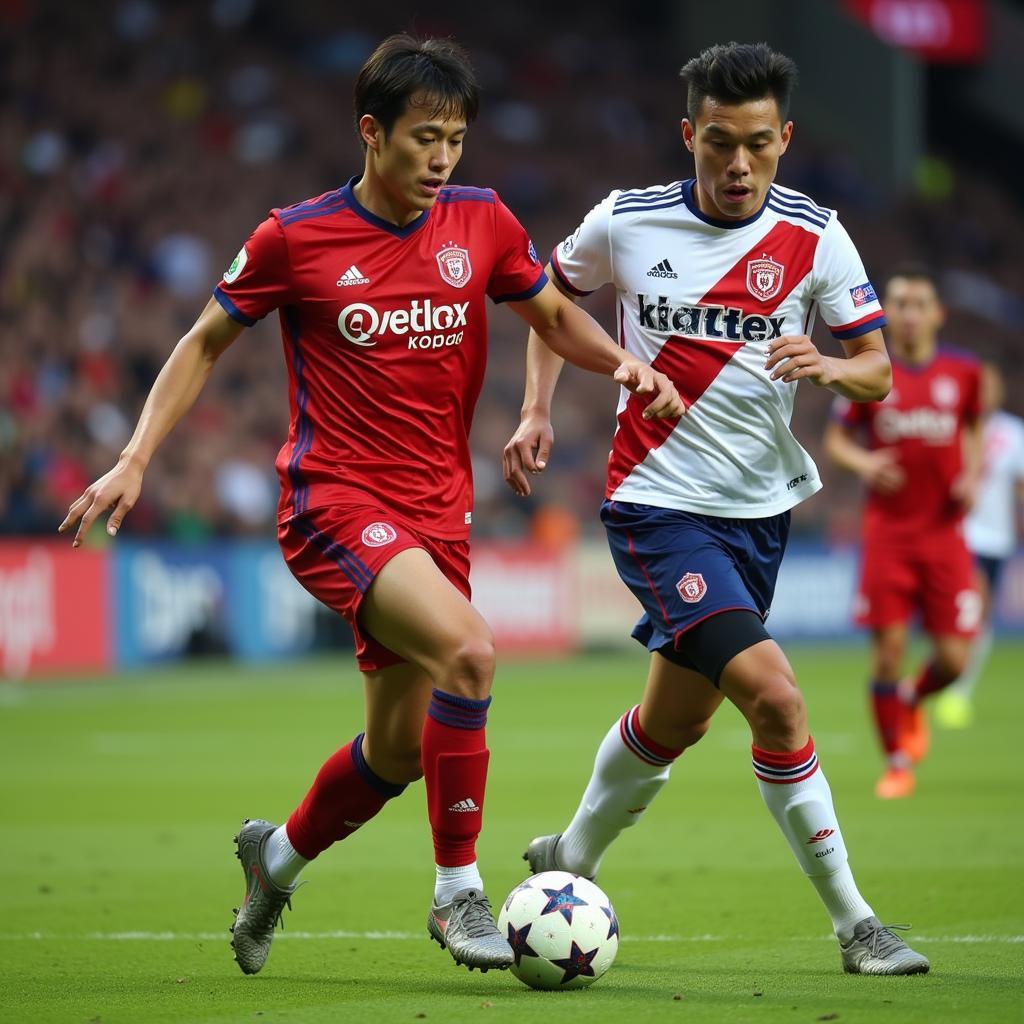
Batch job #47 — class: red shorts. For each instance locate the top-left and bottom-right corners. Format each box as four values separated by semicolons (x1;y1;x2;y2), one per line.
855;532;981;637
278;504;471;673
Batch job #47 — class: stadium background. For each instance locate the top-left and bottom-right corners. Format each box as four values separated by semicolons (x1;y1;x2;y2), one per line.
2;0;1023;673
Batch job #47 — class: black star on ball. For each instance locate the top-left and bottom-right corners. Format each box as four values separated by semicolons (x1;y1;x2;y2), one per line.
506;921;539;966
540;882;587;924
551;940;599;983
601;904;620;940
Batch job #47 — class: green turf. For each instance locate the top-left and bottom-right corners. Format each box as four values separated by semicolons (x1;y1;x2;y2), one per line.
2;643;1022;1023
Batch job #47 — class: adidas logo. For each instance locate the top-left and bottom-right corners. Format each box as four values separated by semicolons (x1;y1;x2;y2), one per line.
337;264;370;287
646;258;678;279
448;797;480;813
806;828;835;844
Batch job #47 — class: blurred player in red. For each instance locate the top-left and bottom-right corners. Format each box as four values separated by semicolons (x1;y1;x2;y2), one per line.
825;267;982;799
58;34;681;975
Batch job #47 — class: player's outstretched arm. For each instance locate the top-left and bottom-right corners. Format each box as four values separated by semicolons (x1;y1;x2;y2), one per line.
765;329;891;402
58;299;245;546
508;280;683;406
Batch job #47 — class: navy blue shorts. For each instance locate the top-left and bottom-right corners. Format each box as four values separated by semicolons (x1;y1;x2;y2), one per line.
601;500;790;658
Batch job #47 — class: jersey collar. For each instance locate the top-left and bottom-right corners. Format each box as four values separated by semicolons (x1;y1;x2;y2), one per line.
682;178;770;229
341;176;431;239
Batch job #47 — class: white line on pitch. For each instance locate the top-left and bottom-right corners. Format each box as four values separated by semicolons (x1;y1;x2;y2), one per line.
1;931;1021;944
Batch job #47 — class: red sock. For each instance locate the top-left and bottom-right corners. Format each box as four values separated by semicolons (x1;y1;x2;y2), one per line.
421;689;490;867
870;683;903;757
285;733;406;860
913;662;953;703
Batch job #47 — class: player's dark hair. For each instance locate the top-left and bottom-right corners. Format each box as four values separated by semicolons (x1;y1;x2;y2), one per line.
354;34;479;147
680;42;798;123
884;263;942;298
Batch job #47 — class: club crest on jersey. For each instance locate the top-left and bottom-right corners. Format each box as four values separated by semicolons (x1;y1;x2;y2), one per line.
931;375;959;408
746;255;784;302
436;243;473;288
676;572;707;604
361;522;397;547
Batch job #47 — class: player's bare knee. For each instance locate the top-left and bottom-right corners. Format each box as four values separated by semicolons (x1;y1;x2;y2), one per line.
442;635;496;700
747;679;806;742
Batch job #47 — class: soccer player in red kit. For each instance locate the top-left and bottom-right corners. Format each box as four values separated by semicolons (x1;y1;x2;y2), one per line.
58;35;682;974
825;267;982;799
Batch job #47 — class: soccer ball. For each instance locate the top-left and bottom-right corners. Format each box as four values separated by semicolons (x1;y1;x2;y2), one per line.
497;871;619;990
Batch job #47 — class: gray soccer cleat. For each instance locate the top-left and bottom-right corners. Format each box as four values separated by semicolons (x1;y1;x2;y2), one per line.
523;833;564;874
427;888;514;972
839;916;930;975
523;833;596;879
230;819;296;975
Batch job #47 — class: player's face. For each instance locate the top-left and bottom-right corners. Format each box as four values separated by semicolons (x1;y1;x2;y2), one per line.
361;97;466;221
682;96;792;220
883;278;945;352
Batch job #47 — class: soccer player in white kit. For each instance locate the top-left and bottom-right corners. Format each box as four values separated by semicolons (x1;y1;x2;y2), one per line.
503;42;929;975
936;362;1024;727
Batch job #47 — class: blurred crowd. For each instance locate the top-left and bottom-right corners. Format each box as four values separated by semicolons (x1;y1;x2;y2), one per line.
2;0;1021;544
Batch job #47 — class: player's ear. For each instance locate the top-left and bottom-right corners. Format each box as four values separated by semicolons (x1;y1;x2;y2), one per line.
359;114;383;153
779;120;794;155
681;118;695;153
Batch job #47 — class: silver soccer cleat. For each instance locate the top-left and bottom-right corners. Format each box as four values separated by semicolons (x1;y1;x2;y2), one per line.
523;833;564;874
230;819;296;975
427;887;514;972
839;916;930;975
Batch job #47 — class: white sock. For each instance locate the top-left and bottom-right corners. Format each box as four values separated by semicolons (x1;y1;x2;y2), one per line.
950;626;993;699
752;739;874;942
434;862;484;904
263;824;308;888
559;706;680;877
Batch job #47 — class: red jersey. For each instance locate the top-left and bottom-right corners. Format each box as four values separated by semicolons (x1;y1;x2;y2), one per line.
214;178;546;539
838;346;981;541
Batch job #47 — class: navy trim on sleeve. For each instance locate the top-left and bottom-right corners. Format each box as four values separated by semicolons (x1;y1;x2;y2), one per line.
831;314;887;340
213;286;257;327
491;267;548;304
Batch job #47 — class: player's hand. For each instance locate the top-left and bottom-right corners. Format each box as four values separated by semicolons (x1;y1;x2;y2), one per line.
58;457;144;548
765;335;835;386
503;411;554;497
613;361;686;420
950;473;978;511
861;449;906;494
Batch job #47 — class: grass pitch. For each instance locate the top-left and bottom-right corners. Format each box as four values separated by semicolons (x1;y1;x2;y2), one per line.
2;643;1022;1023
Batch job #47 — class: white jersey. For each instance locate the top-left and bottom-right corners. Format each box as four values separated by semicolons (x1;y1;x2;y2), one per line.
965;410;1024;558
552;179;885;518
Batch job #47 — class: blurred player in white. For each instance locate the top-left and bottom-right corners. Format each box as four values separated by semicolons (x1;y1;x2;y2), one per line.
936;362;1024;727
503;42;929;975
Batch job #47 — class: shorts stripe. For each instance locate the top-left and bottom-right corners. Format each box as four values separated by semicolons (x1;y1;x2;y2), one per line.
621;522;672;626
295;519;374;592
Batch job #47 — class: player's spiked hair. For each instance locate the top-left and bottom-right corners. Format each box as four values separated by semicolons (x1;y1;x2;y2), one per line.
680;42;798;123
354;34;479;147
